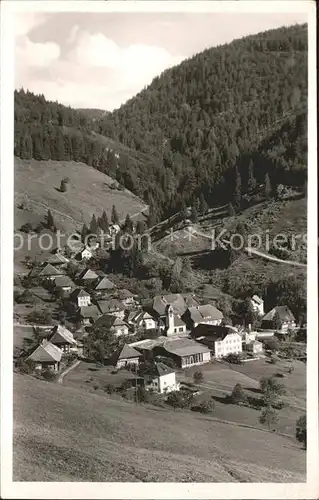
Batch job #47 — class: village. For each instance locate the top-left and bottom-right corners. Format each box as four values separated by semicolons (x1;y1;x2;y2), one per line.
13;214;307;434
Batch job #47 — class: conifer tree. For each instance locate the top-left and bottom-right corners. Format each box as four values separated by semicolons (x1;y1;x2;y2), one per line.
265;173;272;198
248;159;257;191
46;209;54;229
90;214;98;234
123;214;133;233
234;167;242;209
111;205;119;225
199;193;209;215
81;223;89;243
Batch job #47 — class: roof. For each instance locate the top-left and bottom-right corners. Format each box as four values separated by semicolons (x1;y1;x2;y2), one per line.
70;288;91;301
93;314;127;330
78;305;100;319
118;288;135;299
46;253;69;265
163;338;210;357
252;295;264;305
144;362;175;377
30;263;63;277
95;276;115;290
152;294;187;316
192;324;240;341
173;315;186;327
186;305;223;323
49;324;76;345
79;269;99;280
54;275;75;288
29;287;54;301
27;340;63;363
117;344;141;361
97;298;124;314
262;306;295;322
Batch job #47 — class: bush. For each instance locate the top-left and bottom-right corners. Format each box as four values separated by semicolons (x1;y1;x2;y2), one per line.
193;371;204;384
191;400;215;414
17;358;36;374
296;414;306;449
20;222;33;233
224;353;243;364
166;391;187;410
230;383;247;404
41;369;57;381
259;406;279;430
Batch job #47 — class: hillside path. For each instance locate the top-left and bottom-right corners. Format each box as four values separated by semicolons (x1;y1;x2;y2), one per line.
58;359;81;384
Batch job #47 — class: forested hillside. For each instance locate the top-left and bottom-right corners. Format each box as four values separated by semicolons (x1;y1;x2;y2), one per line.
14;23;307;221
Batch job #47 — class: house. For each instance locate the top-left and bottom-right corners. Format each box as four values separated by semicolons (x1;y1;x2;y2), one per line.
93;314;129;337
70;288;91;308
143;362;180;394
156;338;211;368
115;344;142;369
165;305;187;336
192;324;242;359
117;289;136;307
78;268;99;283
77;305;100;326
46;253;69;266
75;247;93;261
250;295;264;316
54;275;75;293
130;310;158;331
261;306;296;332
244;340;263;355
94;276;116;292
28;286;55;303
151;293;200;320
182;304;223;330
97;299;125;318
49;324;77;353
27;340;63;371
29;263;64;281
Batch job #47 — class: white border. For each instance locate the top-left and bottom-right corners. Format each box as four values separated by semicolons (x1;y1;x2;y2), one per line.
1;1;317;499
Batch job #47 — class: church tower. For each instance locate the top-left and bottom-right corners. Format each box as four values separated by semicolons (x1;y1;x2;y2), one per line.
166;304;175;336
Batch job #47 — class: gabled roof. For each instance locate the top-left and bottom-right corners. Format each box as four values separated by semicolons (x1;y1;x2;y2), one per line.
152;294;187;316
144;362;175;377
186;305;223;323
262;306;295;322
192;324;240;342
97;299;124;314
117;344;141;361
163;338;210;357
27;340;63;363
118;288;135;299
54;275;75;288
172;315;186;327
252;295;264;305
46;253;69;265
79;268;99;280
39;263;63;276
94;276;115;290
78;305;100;319
49;324;76;345
70;288;91;301
93;314;127;330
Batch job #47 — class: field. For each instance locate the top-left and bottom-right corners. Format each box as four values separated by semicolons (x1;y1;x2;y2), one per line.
14;157;147;273
14;373;305;482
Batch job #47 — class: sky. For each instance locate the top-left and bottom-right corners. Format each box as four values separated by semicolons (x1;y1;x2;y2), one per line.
14;11;308;111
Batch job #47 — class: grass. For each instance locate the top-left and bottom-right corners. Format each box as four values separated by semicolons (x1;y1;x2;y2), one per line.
14;373;306;482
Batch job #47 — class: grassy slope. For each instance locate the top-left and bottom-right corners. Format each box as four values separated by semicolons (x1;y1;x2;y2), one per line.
14;373;305;482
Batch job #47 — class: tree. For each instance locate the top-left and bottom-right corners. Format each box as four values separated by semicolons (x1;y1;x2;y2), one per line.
259;405;279;430
193;371;204;384
199;193;209;215
123;213;133;233
228;202;236;216
247;159;257;191
234;167;242;209
191;199;198;222
26;308;52;325
260;376;286;406
136;220;147;234
295;414;306;449
81;223;89;243
273;311;282;331
230;383;247;404
263;338;280;352
111;204;119;224
46;209;55;229
100;210;109;233
264;173;272;198
166;391;188;410
90;214;98;234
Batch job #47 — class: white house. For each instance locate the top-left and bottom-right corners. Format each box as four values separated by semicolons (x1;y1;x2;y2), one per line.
166;305;187;336
71;288;91;308
192;324;242;359
160;338;211;368
131;311;158;331
49;324;77;353
93;314;129;337
245;340;263;355
77;247;93;261
250;295;264;316
144;362;180;394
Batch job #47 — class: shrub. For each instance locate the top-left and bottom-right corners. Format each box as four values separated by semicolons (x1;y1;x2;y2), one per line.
192;400;215;414
17;358;36;374
20;222;33;233
41;369;57;381
259;406;279;430
193;371;204;384
230;383;247;404
166;391;186;410
224;353;243;364
296;414;306;449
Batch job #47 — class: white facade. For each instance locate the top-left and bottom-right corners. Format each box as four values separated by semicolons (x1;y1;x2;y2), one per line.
81;248;93;260
78;294;91;308
116;357;139;369
251;296;264;316
144;371;180;394
142;316;157;330
181;350;211;368
214;333;242;359
113;324;129;337
166;305;186;336
193;319;222;329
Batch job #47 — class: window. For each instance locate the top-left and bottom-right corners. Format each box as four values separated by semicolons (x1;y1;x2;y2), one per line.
179;327;184;332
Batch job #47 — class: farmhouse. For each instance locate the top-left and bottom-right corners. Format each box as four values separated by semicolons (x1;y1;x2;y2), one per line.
70;288;91;308
115;344;142;369
29;263;64;281
97;299;125;318
156;338;211;368
130;311;158;331
250;295;265;316
117;289;137;307
54;275;75;293
49;324;77;353
94;276;115;292
75;247;93;261
93;314;129;337
143;362;180;394
192;324;242;359
78;268;99;283
77;305;100;325
261;306;296;332
27;340;63;371
46;253;69;266
151;293;200;320
182;304;223;330
244;340;263;355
